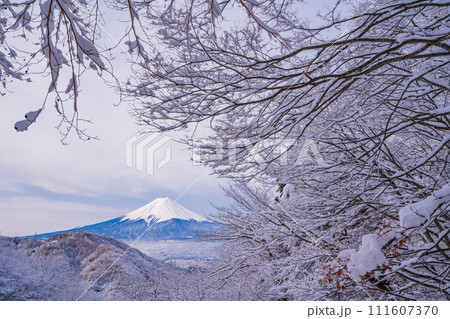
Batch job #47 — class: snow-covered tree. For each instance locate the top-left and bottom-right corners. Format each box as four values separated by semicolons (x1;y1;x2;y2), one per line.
125;0;449;300
1;0;123;140
0;236;98;300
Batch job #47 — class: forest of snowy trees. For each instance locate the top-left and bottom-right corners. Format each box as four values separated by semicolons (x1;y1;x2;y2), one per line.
1;0;449;300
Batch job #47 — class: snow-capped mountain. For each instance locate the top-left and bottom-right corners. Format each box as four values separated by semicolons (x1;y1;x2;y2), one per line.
32;198;222;241
122;197;208;224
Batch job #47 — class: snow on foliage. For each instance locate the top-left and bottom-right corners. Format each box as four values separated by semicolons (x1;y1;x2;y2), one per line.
182;0;449;300
2;0;111;140
344;234;390;282
0;236;92;300
327;184;450;299
399;185;450;228
338;185;450;283
13;119;32;132
14;108;42;132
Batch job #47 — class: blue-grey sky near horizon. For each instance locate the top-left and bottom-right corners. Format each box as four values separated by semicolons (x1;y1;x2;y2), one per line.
0;0;333;236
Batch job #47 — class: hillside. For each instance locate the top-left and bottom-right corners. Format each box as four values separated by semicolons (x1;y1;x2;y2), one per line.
0;232;183;300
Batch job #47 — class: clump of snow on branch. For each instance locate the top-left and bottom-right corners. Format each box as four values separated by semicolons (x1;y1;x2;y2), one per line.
340;233;394;282
399;185;450;228
335;184;450;283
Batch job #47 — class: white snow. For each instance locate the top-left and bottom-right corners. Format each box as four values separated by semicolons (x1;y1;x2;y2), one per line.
339;184;450;282
14;119;31;132
399;184;450;228
345;234;390;282
121;197;208;224
24;109;42;122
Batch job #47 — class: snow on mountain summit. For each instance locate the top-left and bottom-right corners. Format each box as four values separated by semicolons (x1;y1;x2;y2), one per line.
32;197;220;241
121;197;208;224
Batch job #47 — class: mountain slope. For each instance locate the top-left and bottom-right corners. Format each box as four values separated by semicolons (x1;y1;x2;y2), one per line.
32;198;222;241
1;232;181;300
1;232;252;301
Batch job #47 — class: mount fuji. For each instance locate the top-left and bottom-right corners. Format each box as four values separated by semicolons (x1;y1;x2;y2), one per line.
32;197;222;241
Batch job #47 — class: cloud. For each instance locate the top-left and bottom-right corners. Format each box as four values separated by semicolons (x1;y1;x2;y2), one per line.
0;196;129;236
0;183;24;193
31;179;78;195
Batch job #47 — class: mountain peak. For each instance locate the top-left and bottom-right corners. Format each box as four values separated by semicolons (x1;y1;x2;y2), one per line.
121;197;208;224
